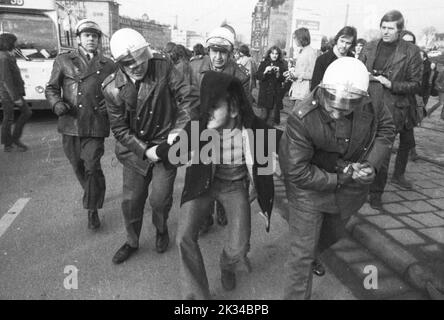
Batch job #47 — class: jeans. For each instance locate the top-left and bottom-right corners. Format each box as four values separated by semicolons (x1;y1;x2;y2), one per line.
177;177;251;300
370;127;415;196
62;135;106;210
121;162;177;248
284;204;350;300
0;91;32;146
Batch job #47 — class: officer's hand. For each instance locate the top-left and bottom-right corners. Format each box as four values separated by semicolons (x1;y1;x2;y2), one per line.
145;145;160;162
352;162;375;184
14;98;24;107
53;102;70;116
375;75;392;89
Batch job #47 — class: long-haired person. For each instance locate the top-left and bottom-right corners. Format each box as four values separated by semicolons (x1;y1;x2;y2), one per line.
0;33;32;152
256;45;287;126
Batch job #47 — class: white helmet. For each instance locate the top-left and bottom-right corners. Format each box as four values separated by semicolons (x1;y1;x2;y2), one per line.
206;27;235;52
110;28;151;61
75;19;102;36
320;57;369;97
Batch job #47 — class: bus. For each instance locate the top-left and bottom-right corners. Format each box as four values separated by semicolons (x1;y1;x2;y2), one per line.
0;0;110;110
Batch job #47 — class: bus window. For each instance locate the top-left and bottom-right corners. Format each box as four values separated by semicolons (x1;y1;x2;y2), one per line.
0;12;58;59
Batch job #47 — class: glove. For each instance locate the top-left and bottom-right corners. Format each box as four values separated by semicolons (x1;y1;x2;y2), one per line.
53;102;70;116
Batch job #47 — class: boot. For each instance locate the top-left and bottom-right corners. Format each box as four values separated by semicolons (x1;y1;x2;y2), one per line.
409;148;419;162
88;210;101;230
369;193;383;210
391;174;413;189
13;140;28;152
221;269;236;291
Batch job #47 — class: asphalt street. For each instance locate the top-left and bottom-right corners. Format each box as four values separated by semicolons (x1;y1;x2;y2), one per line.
0;110;424;300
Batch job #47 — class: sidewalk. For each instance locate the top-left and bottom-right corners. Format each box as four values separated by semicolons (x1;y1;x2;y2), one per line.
274;95;444;300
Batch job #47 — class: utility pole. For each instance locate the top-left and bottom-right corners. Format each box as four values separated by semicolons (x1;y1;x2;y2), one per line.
344;3;349;26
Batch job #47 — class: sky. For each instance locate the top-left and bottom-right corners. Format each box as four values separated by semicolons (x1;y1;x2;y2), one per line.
118;0;444;43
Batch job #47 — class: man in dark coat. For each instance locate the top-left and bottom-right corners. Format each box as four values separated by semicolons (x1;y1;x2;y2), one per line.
279;57;395;299
145;71;281;299
360;10;423;208
0;33;32;152
103;28;199;264
310;26;357;91
45;19;116;230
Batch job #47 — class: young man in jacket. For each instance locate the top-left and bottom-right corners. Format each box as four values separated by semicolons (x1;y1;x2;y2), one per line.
0;33;32;152
45;19;116;230
190;25;251;233
145;71;281;299
102;28;199;264
360;10;423;208
279;57;395;299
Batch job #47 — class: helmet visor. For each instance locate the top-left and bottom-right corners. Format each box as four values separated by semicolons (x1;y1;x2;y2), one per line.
321;87;364;111
118;46;151;67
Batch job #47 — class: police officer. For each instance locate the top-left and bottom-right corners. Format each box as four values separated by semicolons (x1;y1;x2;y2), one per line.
190;25;252;233
102;29;199;264
279;58;395;299
45;19;116;230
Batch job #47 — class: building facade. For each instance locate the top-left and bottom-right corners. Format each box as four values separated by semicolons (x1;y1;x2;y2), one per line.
119;16;171;50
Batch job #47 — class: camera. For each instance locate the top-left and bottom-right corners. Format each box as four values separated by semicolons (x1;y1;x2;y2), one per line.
372;69;387;77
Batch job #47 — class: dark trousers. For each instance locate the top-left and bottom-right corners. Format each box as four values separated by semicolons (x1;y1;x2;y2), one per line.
370;128;415;196
121;162;177;248
0;95;32;146
284;205;350;300
177;177;251;300
62;135;106;210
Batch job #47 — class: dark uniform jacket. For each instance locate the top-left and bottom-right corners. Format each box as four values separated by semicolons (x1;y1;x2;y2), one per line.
45;49;116;137
279;89;395;218
255;59;287;109
102;53;200;176
361;39;423;132
0;51;25;101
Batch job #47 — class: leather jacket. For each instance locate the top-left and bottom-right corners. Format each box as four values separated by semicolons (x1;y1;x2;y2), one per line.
361;39;423;131
45;49;116;137
0;51;25;101
102;53;200;175
279;89;395;218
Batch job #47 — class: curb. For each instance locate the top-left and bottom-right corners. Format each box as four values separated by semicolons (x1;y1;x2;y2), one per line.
348;216;443;299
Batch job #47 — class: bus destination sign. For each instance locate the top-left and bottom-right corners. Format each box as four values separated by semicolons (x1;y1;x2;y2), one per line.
0;0;24;6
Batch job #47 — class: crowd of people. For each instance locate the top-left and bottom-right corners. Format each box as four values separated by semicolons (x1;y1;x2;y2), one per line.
0;8;443;300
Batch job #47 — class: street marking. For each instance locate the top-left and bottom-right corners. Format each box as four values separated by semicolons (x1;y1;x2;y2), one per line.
0;198;31;239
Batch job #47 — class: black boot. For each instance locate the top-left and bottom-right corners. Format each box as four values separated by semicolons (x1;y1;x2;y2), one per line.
156;228;169;253
369;193;383;210
88;210;100;230
221;269;236;291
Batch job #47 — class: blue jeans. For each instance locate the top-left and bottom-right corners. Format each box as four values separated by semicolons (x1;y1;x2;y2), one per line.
177;177;251;300
284;203;350;300
121;162;177;248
